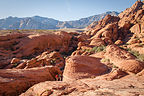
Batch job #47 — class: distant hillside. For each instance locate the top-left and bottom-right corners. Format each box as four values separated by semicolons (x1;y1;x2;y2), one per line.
61;11;119;29
0;11;119;30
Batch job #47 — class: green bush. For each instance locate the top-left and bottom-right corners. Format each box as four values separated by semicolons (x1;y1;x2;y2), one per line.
13;63;18;67
89;45;106;53
137;54;144;62
113;64;118;69
126;48;144;62
101;58;110;63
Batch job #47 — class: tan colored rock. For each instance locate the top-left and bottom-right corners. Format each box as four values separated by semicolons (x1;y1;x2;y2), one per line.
11;58;20;64
114;40;123;45
63;55;108;81
0;66;62;96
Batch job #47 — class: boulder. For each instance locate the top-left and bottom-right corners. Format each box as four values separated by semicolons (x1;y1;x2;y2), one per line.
104;45;135;62
63;55;108;81
0;66;62;96
104;45;144;73
117;60;144;73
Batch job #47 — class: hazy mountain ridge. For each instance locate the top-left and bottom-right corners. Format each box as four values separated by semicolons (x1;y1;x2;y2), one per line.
0;11;119;29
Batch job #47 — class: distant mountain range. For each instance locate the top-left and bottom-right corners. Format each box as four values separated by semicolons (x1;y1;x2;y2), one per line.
0;11;119;30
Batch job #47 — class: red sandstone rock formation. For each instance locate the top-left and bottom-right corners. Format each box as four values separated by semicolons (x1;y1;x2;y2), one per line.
63;55;108;81
0;66;61;96
1;1;144;96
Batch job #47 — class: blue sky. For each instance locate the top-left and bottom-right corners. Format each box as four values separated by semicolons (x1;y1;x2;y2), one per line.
0;0;137;21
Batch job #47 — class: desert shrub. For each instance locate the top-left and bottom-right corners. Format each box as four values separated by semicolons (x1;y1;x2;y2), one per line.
101;58;110;63
112;64;118;69
137;43;144;47
137;54;144;62
126;48;144;62
89;45;106;53
13;63;18;67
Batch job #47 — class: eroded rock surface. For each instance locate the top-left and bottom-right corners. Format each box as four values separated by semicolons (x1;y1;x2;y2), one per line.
0;66;61;96
63;55;108;81
1;1;144;96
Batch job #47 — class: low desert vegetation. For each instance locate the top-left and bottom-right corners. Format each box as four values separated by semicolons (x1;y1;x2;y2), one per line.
119;46;144;62
101;58;110;63
137;43;144;47
83;45;106;53
13;63;19;67
89;45;106;53
126;48;144;62
112;64;119;69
